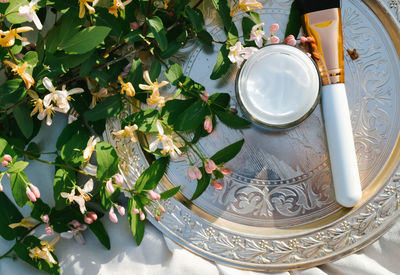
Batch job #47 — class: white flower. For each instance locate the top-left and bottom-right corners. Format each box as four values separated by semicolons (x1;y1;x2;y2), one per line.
18;0;43;30
43;77;84;114
83;136;100;162
139;70;168;108
60;179;93;214
228;41;258;66
149;121;182;160
248;23;268;48
112;124;138;143
60;220;87;245
37;105;60;126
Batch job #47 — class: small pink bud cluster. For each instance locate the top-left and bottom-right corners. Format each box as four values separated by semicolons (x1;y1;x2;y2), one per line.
204;159;232;191
154;205;166;222
2;154;12;167
26;183;40;202
41;214;54;236
269;24;280;44
148;190;160;200
283;35;297;46
105;173;124;195
187;165;202;180
203;116;213;133
132;208;146;221
84;211;98;224
300;36;315;44
108;204;125;223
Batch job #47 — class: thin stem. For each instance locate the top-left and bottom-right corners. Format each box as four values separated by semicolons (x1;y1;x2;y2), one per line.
170;127;204;160
193;0;204;9
7;48;18;63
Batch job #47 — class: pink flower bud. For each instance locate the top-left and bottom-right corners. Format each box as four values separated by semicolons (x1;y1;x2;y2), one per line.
88;211;98;221
70;220;81;228
130;22;139;30
155;215;161;222
139;210;145;221
41;214;50;223
0;183;3;192
113;174;124;185
204;159;217;174
159;205;166;213
45;224;54;236
300;36;307;43
29;183;40;199
106;179;115;194
84;216;94;224
2;160;8;167
132;208;140;214
26;186;37;202
109;206;118;223
3;154;12;162
220;167;231;175
270;36;280;44
283;35;297;46
200;91;209;102
187;166;202;180
115;205;125;216
211;181;223;190
270;23;279;34
148;190;160;200
203;116;213;133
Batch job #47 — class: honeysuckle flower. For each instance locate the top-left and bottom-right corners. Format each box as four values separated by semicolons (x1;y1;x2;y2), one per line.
106;179;115;194
283;35;297;46
1;160;8;167
61;220;87;245
248;23;268;48
139;70;168;108
228;41;258;66
28;90;44;117
45;224;54;236
115;204;125;216
149;121;182;160
83;136;100;162
113;174;123;185
60;179;93;214
0;26;33;47
29;183;40;198
118;75;135;97
9;217;36;229
109;0;132;17
109;206;118;223
211;181;223;190
187;165;202;180
37;105;57;126
270;23;279;34
18;0;43;30
43;77;84;113
270;36;280;44
3;61;35;89
148;190;160;200
230;0;263;16
90;88;108;108
203;116;213;133
204;158;217;174
112;124;138;143
26;186;37;202
79;0;96;18
29;236;59;264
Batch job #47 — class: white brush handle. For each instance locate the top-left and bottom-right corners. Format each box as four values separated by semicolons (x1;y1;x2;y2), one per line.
322;83;362;207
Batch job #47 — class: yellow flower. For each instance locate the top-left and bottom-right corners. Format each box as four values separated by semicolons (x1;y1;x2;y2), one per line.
90;88;108;108
3;60;35;89
78;0;95;19
29;236;60;265
139;70;168;108
0;26;33;47
108;0;132;18
83;136;100;162
118;76;135;97
112;124;138;143
28;90;44;117
230;0;263;16
9;217;36;229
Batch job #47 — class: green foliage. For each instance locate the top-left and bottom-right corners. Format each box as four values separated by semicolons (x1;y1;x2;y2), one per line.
123;109;159;132
7;161;29;173
135;157;169;193
88;220;111;249
174;101;210;131
191;167;211;200
210;0;232;31
5;0;29;24
96;141;120;182
128;196;145;245
147;16;168;51
210;45;231;80
60;128;90;166
285;1;302;38
185;7;204;32
0;192;26;240
10;171;29;207
211;139;245;165
13;103;33;139
160;186;181;200
53;168;76;210
84;95;124;121
60;26;111;54
216;111;251;128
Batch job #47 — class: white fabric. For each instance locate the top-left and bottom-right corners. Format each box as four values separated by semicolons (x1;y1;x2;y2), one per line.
1;114;399;275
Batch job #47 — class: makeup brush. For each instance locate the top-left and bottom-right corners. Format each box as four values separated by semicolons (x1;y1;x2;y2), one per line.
296;0;362;207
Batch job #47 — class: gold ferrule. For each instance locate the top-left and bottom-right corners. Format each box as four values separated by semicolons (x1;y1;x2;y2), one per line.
302;8;345;85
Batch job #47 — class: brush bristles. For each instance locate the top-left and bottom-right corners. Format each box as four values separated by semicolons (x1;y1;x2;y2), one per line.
296;0;340;15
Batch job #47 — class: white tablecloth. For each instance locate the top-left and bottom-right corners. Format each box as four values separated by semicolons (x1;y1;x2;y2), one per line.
1;115;399;275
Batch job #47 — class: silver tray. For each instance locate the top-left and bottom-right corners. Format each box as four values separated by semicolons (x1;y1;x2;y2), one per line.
105;0;400;271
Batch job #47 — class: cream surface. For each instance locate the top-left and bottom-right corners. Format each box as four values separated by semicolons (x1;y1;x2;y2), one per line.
237;45;320;127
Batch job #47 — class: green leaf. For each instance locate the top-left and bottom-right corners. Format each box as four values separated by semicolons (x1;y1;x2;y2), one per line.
7;161;29;173
210;45;231;80
209;93;230;111
164;62;184;85
196;30;213;47
123;109;159;132
0;192;26;240
60;128;90;166
5;0;29;24
13;103;33;139
10;171;29;207
96;141;119;182
0;79;26;106
161;99;195;125
135;157;169;193
60;26;111;54
248;11;261;24
80;51;99;76
53;168;76;210
160;40;183;59
173;101;209;131
88;220;111;249
128;196;145;245
124;30;142;43
226;22;239;45
210;0;232;31
99;187;120;210
285;1;301;38
56;120;83;150
242;17;256;41
149;60;161;81
147;16;168;51
0;137;17;159
22;51;39;74
30;199;50;221
191;167;211;200
185;7;203;32
83;95;124;121
160;186;181;200
211;139;245;165
216;111;251;129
